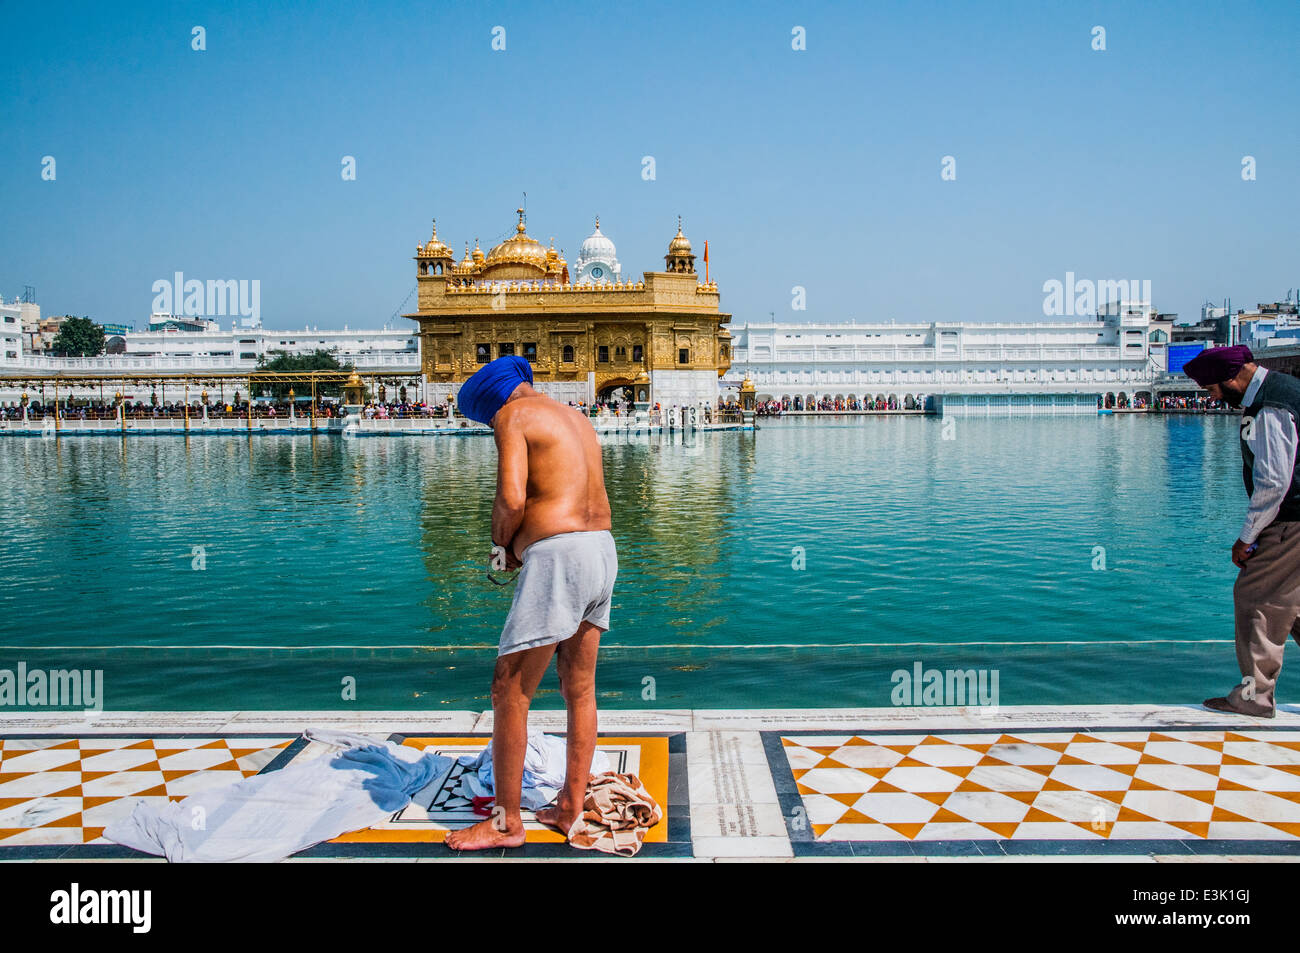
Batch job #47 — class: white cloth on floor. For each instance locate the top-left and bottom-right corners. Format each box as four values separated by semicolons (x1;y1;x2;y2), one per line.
455;729;610;811
302;727;388;749
103;729;451;862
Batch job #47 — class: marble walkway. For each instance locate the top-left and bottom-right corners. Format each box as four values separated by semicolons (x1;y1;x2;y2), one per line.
3;705;1300;862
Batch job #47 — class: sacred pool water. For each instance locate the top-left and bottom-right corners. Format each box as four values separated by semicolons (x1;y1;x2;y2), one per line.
0;415;1274;710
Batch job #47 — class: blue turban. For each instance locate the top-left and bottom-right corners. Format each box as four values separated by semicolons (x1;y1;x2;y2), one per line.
456;355;533;424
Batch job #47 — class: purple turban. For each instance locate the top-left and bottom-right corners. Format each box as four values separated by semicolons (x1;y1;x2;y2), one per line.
455;355;532;424
1183;345;1254;387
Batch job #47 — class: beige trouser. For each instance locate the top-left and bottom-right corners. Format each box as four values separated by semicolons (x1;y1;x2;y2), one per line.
1229;520;1300;708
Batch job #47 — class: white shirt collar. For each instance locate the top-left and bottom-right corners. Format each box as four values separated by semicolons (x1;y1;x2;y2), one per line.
1243;365;1268;406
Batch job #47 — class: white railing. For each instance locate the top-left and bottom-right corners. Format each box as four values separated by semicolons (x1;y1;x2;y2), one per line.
355;416;475;432
0;416;349;433
8;351;421;373
348;353;420;368
736;343;1136;365
732;367;1157;391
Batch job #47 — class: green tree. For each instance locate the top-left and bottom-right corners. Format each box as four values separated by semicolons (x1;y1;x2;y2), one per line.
50;316;105;357
255;349;352;398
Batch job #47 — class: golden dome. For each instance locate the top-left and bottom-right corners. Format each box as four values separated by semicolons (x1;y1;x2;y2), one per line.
420;219;453;259
472;238;484;264
668;216;692;255
545;238;569;279
484;209;548;272
453;242;475;275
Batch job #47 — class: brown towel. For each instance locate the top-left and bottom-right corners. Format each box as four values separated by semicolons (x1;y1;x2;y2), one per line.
565;771;663;857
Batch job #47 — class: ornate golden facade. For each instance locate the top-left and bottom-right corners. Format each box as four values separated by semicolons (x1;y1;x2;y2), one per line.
405;210;731;404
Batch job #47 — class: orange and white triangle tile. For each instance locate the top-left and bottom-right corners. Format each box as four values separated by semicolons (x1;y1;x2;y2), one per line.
0;736;293;847
781;730;1300;843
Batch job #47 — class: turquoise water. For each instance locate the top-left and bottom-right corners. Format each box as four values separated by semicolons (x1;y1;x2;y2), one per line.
1;416;1289;710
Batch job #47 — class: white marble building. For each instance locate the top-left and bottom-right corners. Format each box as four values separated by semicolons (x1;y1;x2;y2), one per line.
0;321;421;403
728;304;1169;410
0;298;24;368
571;217;621;286
10;324;419;374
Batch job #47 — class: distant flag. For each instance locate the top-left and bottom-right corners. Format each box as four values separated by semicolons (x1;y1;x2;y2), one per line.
703;240;709;283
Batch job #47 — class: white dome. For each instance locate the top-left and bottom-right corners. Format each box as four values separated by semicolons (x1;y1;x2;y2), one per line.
575;216;620;277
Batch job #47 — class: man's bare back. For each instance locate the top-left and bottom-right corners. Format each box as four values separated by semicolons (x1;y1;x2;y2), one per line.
490;386;612;563
446;368;621;853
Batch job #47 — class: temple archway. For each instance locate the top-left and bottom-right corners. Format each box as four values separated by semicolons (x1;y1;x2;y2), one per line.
596;377;637;404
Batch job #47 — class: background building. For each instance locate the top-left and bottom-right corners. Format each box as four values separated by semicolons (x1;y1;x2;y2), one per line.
1170;301;1231;347
729;302;1167;410
0;296;27;366
1237;297;1300;349
0;307;420;403
148;313;219;333
10;269;1298;413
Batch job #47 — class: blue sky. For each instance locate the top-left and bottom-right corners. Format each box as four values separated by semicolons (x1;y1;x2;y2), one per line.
2;0;1297;330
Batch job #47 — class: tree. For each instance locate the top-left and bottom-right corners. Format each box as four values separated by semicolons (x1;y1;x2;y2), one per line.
255;349;352;398
50;316;105;357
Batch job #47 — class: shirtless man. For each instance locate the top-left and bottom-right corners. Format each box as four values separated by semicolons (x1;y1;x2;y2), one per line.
445;356;616;851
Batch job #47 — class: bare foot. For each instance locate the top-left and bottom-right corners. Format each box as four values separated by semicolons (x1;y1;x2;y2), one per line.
445;816;526;851
535;802;582;838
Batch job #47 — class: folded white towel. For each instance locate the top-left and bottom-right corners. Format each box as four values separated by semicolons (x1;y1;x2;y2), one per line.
454;729;611;810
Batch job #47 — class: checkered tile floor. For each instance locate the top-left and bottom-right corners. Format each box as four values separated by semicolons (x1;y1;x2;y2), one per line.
0;733;676;856
7;723;1300;858
783;730;1300;841
0;737;292;846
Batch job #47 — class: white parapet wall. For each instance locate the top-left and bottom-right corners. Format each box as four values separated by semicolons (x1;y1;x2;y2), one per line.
532;380;592;406
426;378;593;409
0;416;350;435
650;369;721;408
429;373;719;410
0;413;754;437
347;413;751;437
939;393;1100;417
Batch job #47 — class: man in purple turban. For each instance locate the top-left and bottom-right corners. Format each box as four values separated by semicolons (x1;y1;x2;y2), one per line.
446;357;618;850
1184;345;1300;717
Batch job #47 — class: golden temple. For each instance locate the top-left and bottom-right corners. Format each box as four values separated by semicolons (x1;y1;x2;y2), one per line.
404;210;731;407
